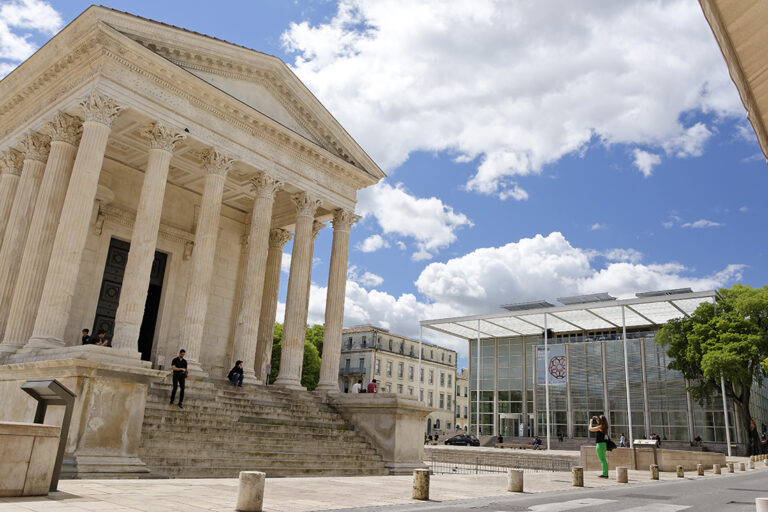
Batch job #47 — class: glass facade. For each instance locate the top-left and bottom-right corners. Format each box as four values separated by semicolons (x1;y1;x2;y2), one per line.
469;330;762;445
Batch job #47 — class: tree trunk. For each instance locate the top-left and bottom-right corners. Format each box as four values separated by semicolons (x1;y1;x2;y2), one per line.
731;383;756;455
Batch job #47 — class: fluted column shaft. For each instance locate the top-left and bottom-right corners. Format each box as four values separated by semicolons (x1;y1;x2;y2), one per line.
317;209;358;392
0;113;81;354
254;229;292;382
179;148;232;374
232;173;281;382
112;122;185;353
26;93;122;350
274;192;320;389
0;132;50;336
0;149;23;247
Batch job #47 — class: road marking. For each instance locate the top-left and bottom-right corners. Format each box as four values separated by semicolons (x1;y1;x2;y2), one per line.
619;506;690;511
528;498;615;511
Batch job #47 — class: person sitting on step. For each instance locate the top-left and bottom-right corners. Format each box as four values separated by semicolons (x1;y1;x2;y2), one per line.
228;360;244;387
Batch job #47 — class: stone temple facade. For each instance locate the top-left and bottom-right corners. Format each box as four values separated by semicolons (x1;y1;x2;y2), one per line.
0;6;399;477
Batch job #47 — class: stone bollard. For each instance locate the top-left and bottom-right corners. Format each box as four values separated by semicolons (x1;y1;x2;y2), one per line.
676;465;684;478
713;463;721;475
616;467;628;483
236;471;265;512
507;469;524;492
738;462;746;472
650;464;659;480
413;469;430;500
697;464;704;476
728;462;735;473
750;460;755;470
764;458;768;467
572;466;584;487
757;498;768;512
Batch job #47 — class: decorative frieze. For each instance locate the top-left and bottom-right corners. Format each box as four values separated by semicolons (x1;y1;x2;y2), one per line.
19;131;51;162
250;171;282;199
79;92;123;126
45;112;82;146
141;120;186;152
200;147;234;177
0;149;23;176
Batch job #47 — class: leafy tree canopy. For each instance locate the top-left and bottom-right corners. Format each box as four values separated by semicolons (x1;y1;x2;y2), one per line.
268;323;324;390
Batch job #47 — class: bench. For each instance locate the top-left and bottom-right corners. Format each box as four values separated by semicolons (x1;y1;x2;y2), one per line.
497;443;535;450
632;439;659;470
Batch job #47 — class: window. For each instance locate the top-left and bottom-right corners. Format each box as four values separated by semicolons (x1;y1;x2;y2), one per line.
385;384;391;393
408;366;414;380
398;362;403;378
344;379;349;393
400;342;404;354
428;392;433;407
409;387;414;396
345;358;350;370
464;406;467;419
448;374;452;387
386;361;392;377
456;405;460;416
410;346;414;356
362;338;366;348
397;384;403;394
441;352;445;362
429;370;434;384
447;395;451;410
440;372;445;386
362;335;366;345
359;358;365;370
439;393;444;408
448;354;452;363
456;385;460;396
420;368;424;382
375;359;380;374
389;339;393;351
347;336;353;348
464;386;467;397
430;350;434;359
420;389;424;402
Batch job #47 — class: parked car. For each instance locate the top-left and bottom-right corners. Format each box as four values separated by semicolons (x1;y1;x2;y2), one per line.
444;434;480;446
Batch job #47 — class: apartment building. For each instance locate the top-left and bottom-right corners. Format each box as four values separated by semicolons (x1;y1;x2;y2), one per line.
454;367;469;432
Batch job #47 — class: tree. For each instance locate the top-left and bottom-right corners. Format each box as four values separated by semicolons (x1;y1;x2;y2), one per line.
305;324;324;356
656;284;768;455
267;322;324;390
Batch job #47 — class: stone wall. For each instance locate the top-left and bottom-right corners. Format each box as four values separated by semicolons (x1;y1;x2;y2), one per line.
579;445;726;471
0;421;60;496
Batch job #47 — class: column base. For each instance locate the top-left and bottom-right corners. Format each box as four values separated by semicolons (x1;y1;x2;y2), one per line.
0;342;25;362
314;382;341;394
8;344;150;368
272;376;306;391
16;335;66;354
185;358;209;378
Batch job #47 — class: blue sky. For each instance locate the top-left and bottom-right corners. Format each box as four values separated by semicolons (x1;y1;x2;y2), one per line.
1;1;765;365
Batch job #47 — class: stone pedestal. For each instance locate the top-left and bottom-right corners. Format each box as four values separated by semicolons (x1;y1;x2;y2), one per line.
327;393;432;474
0;421;60;497
650;464;659;480
676;465;684;477
572;466;583;487
0;357;162;478
697;463;704;475
236;471;265;512
412;469;429;500
616;466;628;483
713;463;721;474
728;462;734;473
507;469;523;492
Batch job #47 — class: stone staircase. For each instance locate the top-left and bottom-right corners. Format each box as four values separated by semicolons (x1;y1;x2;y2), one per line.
139;378;389;478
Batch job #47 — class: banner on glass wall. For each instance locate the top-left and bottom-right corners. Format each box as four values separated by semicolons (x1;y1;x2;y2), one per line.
536;344;567;385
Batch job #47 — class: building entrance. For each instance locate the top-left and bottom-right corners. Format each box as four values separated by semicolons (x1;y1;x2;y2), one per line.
93;237;167;361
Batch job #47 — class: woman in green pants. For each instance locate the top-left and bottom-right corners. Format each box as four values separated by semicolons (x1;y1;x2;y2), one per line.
589;415;609;478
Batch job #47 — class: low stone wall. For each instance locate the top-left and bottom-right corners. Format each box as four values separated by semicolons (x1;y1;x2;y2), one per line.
579;446;726;471
0;421;61;497
426;446;577;472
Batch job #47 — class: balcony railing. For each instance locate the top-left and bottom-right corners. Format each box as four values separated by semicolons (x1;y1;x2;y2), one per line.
340;366;366;375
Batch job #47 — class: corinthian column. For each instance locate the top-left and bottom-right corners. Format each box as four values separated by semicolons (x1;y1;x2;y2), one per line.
112;121;186;354
179;148;233;374
0;149;23;247
317;209;359;393
0;113;81;356
274;192;320;389
254;228;292;382
26;92;122;350
231;172;282;382
0;131;50;335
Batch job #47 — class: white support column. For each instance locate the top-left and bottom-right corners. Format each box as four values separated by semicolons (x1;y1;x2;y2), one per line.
0;113;81;355
112;121;185;354
179;148;233;375
26;92;123;351
274;192;320;389
476;319;480;436
254;229;292;382
0;131;50;337
621;306;633;446
231;172;282;382
316;209;358;393
0;149;23;249
544;313;550;451
721;374;732;457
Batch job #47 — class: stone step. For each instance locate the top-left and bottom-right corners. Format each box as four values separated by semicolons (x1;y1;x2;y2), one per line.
139;437;379;456
149;464;389;479
146;391;340;416
144;397;343;421
141;450;383;466
140;413;353;434
140;426;371;445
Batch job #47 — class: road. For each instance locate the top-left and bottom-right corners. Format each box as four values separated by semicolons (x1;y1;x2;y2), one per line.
336;469;767;512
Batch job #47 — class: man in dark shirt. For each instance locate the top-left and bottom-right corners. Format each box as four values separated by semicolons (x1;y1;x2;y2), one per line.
366;378;377;393
81;328;90;345
227;360;244;387
87;330;109;346
170;349;188;408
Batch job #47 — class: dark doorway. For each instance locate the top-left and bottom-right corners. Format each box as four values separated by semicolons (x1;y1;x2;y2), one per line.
93;237;167;361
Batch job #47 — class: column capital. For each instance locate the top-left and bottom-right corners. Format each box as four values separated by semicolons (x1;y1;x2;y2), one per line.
312;220;325;240
250;171;282;199
332;208;360;232
142;121;187;152
19;131;51;162
200;147;234;177
0;148;23;176
268;228;293;249
79;92;123;126
45;111;82;146
292;191;321;218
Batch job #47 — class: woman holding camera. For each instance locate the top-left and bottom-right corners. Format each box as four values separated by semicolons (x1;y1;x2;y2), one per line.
589;415;609;478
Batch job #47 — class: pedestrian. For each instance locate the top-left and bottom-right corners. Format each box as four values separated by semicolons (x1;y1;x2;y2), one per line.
170;349;188;408
227;360;244;387
81;328;90;345
619;432;626;448
366;378;377;393
264;363;271;385
532;436;542;450
557;429;563;442
86;329;109;346
589;415;609;478
352;379;363;393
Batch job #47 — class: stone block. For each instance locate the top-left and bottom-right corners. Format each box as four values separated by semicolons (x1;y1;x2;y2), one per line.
236;471;265;512
507;469;523;492
650;464;659;480
697;463;704;476
0;421;60;497
616;466;627;483
713;463;721;474
676;465;684;478
412;468;429;500
579;446;725;471
572;466;583;487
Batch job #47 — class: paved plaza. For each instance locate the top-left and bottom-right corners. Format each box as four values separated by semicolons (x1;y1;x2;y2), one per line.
0;454;755;512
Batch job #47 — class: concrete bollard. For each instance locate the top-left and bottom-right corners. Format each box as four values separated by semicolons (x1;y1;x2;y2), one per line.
616;467;628;483
713;463;721;474
676;465;684;478
728;462;735;473
572;466;584;487
697;464;704;476
739;462;746;472
507;469;524;492
650;464;659;480
412;469;430;500
236;471;265;512
757;498;768;512
764;458;768;467
750;460;755;470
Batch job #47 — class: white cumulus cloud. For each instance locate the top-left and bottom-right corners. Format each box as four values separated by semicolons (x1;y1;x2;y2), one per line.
282;0;742;199
681;219;723;228
357;234;389;253
590;223;607;231
0;0;62;77
632;149;662;177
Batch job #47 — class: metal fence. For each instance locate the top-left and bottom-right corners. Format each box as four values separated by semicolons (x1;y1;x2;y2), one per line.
424;449;575;475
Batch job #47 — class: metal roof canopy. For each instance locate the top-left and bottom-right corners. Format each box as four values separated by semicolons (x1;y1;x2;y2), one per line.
421;290;717;340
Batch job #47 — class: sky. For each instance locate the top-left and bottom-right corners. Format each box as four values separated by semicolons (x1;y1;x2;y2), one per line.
1;0;765;368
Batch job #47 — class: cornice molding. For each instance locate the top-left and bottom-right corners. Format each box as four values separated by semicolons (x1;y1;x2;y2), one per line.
99;202;195;247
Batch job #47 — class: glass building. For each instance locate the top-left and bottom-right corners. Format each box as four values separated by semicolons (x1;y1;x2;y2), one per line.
421;289;768;450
